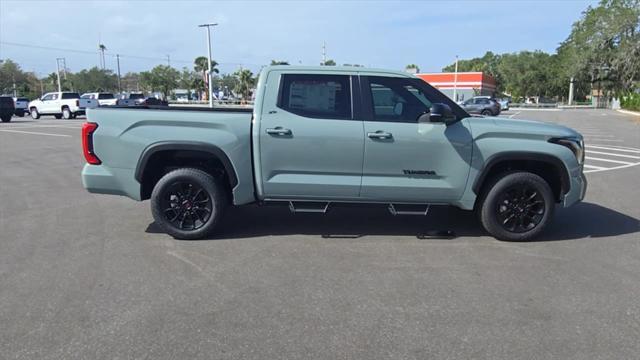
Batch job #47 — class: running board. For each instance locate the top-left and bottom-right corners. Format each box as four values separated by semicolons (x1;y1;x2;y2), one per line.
388;203;430;216
288;201;330;214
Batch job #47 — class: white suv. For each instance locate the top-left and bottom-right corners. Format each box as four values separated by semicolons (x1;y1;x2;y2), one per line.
28;92;83;119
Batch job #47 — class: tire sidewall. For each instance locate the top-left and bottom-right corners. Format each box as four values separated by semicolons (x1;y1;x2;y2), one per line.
62;107;71;119
31;108;39;119
480;172;555;241
150;168;227;240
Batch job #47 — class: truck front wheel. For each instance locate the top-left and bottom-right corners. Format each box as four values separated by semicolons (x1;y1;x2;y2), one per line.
150;168;227;240
478;171;555;241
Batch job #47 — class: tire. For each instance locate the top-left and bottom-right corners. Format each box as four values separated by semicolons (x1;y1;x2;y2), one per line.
481;109;493;116
478;171;555;241
1;115;11;122
30;108;40;119
150;168;228;240
54;114;62;119
62;107;72;119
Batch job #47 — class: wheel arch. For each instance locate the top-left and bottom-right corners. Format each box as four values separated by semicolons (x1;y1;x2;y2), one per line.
473;152;570;203
135;141;238;201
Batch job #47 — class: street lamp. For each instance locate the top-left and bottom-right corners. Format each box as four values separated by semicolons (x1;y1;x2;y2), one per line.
198;23;218;108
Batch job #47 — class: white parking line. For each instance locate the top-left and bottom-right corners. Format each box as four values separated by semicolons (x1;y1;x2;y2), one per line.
583;164;608;170
508;111;521;118
585;156;634;165
0;129;72;137
586;150;640;159
587;145;640;153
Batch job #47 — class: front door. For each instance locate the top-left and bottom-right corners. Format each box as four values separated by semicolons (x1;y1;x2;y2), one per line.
259;72;364;199
360;76;473;202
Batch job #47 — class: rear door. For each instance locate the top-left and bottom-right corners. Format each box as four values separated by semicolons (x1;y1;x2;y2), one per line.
360;75;473;202
258;71;364;198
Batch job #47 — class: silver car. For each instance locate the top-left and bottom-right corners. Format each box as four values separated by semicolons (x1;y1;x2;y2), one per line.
460;96;501;116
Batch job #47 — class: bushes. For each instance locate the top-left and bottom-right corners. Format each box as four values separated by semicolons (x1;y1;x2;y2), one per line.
620;93;640;111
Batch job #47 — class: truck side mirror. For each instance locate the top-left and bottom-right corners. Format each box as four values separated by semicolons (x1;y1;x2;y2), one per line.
429;103;456;125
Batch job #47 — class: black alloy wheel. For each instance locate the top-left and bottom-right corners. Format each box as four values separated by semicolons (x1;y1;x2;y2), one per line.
160;181;212;231
495;185;545;233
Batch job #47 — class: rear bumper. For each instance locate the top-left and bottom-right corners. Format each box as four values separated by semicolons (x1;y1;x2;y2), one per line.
82;164;142;200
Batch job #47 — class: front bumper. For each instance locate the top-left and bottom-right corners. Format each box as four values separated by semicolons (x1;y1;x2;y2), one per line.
563;171;587;207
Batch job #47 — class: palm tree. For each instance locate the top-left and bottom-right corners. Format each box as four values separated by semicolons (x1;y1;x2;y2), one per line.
98;44;107;69
194;56;218;100
405;64;420;73
234;68;254;101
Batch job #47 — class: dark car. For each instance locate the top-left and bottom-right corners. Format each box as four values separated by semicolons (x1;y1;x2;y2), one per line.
460;96;501;116
0;96;16;122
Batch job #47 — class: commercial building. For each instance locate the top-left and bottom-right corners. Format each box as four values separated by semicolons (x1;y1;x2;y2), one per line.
415;72;497;102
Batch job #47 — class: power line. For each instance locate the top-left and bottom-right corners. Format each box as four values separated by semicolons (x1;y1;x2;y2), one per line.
0;41;263;67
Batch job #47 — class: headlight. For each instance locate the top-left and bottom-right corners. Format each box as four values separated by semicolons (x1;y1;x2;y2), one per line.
549;137;585;164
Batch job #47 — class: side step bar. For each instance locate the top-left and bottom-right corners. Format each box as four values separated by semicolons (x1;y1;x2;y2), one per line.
388;204;430;216
288;201;330;214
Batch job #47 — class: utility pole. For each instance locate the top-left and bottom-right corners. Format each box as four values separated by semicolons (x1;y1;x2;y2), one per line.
568;77;574;106
199;23;218;108
116;54;122;93
453;55;459;102
55;58;65;92
322;41;326;65
166;54;171;67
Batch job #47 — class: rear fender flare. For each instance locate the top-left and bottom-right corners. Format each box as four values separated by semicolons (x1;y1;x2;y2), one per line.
135;141;238;188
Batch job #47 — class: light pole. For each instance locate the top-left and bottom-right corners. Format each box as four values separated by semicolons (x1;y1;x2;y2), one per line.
199;23;218;108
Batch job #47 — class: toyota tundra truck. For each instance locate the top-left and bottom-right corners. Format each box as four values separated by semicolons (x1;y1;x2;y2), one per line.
81;66;586;241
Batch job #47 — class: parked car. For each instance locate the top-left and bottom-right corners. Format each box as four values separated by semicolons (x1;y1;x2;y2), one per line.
460;96;501;116
0;96;15;122
13;97;29;117
28;92;83;119
82;65;586;242
116;92;145;106
81;92;117;106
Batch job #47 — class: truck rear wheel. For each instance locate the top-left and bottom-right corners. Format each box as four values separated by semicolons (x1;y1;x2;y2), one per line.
62;107;72;119
478;171;554;241
30;108;40;119
150;168;227;240
1;115;11;122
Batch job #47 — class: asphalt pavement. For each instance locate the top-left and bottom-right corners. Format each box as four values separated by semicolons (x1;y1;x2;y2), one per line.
0;109;639;359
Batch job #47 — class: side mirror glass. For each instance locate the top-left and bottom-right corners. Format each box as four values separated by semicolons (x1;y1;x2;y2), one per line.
429;103;456;125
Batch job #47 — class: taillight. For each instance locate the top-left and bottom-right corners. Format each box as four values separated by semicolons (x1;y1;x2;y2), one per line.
76;99;79;106
82;122;101;165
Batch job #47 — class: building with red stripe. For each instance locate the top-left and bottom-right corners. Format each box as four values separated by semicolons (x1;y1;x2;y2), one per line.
415;72;496;102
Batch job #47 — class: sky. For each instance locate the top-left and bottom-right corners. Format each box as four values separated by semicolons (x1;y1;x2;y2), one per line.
0;0;599;77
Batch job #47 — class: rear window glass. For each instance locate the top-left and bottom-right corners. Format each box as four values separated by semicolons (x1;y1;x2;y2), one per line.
16;97;29;102
61;93;80;99
98;93;114;99
129;94;144;99
0;97;14;106
277;74;351;119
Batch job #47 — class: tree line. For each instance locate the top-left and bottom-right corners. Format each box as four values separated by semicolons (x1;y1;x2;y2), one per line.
441;0;639;101
0;56;257;101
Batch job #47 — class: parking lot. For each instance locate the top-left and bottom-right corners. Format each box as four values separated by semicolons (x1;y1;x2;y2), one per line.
1;109;639;359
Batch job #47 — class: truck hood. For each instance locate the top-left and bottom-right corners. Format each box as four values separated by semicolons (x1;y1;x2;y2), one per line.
468;116;582;139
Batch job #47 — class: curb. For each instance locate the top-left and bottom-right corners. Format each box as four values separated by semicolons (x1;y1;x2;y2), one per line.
616;109;640;117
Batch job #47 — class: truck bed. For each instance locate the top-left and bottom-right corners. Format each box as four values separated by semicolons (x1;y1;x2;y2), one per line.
84;105;255;204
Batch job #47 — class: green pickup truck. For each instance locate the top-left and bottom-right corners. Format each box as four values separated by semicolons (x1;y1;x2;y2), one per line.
82;65;586;241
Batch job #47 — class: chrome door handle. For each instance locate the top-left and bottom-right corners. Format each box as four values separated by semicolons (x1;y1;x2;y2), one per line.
367;131;393;139
266;127;292;136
